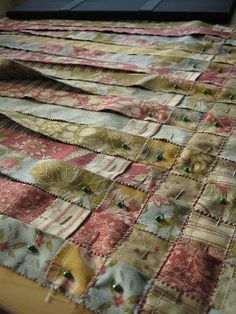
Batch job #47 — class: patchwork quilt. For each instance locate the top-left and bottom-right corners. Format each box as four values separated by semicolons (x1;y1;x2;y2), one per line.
0;18;235;314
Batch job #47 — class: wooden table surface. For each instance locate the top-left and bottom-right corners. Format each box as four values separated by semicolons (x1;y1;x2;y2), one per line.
0;267;92;314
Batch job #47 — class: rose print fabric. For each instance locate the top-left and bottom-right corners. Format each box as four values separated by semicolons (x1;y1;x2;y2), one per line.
71;183;148;255
157;238;225;305
0;17;236;314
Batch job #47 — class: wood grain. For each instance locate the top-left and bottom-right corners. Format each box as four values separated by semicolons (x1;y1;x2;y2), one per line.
0;266;92;314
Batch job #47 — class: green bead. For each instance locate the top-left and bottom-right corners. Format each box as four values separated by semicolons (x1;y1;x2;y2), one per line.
229;94;234;100
182;116;189;122
192;64;197;68
173;84;178;89
27;244;37;253
155;214;164;222
184;166;191;173
112;283;123;293
148;112;153;117
202;89;208;95
63;271;72;279
219;197;227;205
156;153;163;161
82;186;91;193
121;143;129;150
117;201;124;208
214;122;221;128
201;47;206;52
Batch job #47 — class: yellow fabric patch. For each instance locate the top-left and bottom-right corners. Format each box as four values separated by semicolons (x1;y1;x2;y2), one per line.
208;103;236;120
2;110;148;163
103;183;147;210
47;244;105;297
188;132;224;156
75;125;146;160
216;87;236;104
173;146;215;180
111;227;171;278
156;173;201;205
30;159;112;210
137;139;180;170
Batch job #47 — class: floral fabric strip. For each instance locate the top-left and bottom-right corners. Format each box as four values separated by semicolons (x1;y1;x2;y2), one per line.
0;110;148;162
0;96;161;138
22;61;199;83
0;59;212;99
0;144;112;209
0;214;64;283
0;20;232;37
0;79;181;119
0;45;209;74
0;33;216;61
18;29;223;54
0;41;212;73
0;46;153;72
0;116;131;181
1;110;181;169
0;34;207;72
0;117;161;192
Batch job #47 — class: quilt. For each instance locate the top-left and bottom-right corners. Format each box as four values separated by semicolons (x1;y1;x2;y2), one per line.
0;18;235;314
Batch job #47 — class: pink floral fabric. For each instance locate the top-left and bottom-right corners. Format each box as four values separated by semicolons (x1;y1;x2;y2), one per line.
158;239;224;304
0;178;54;223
